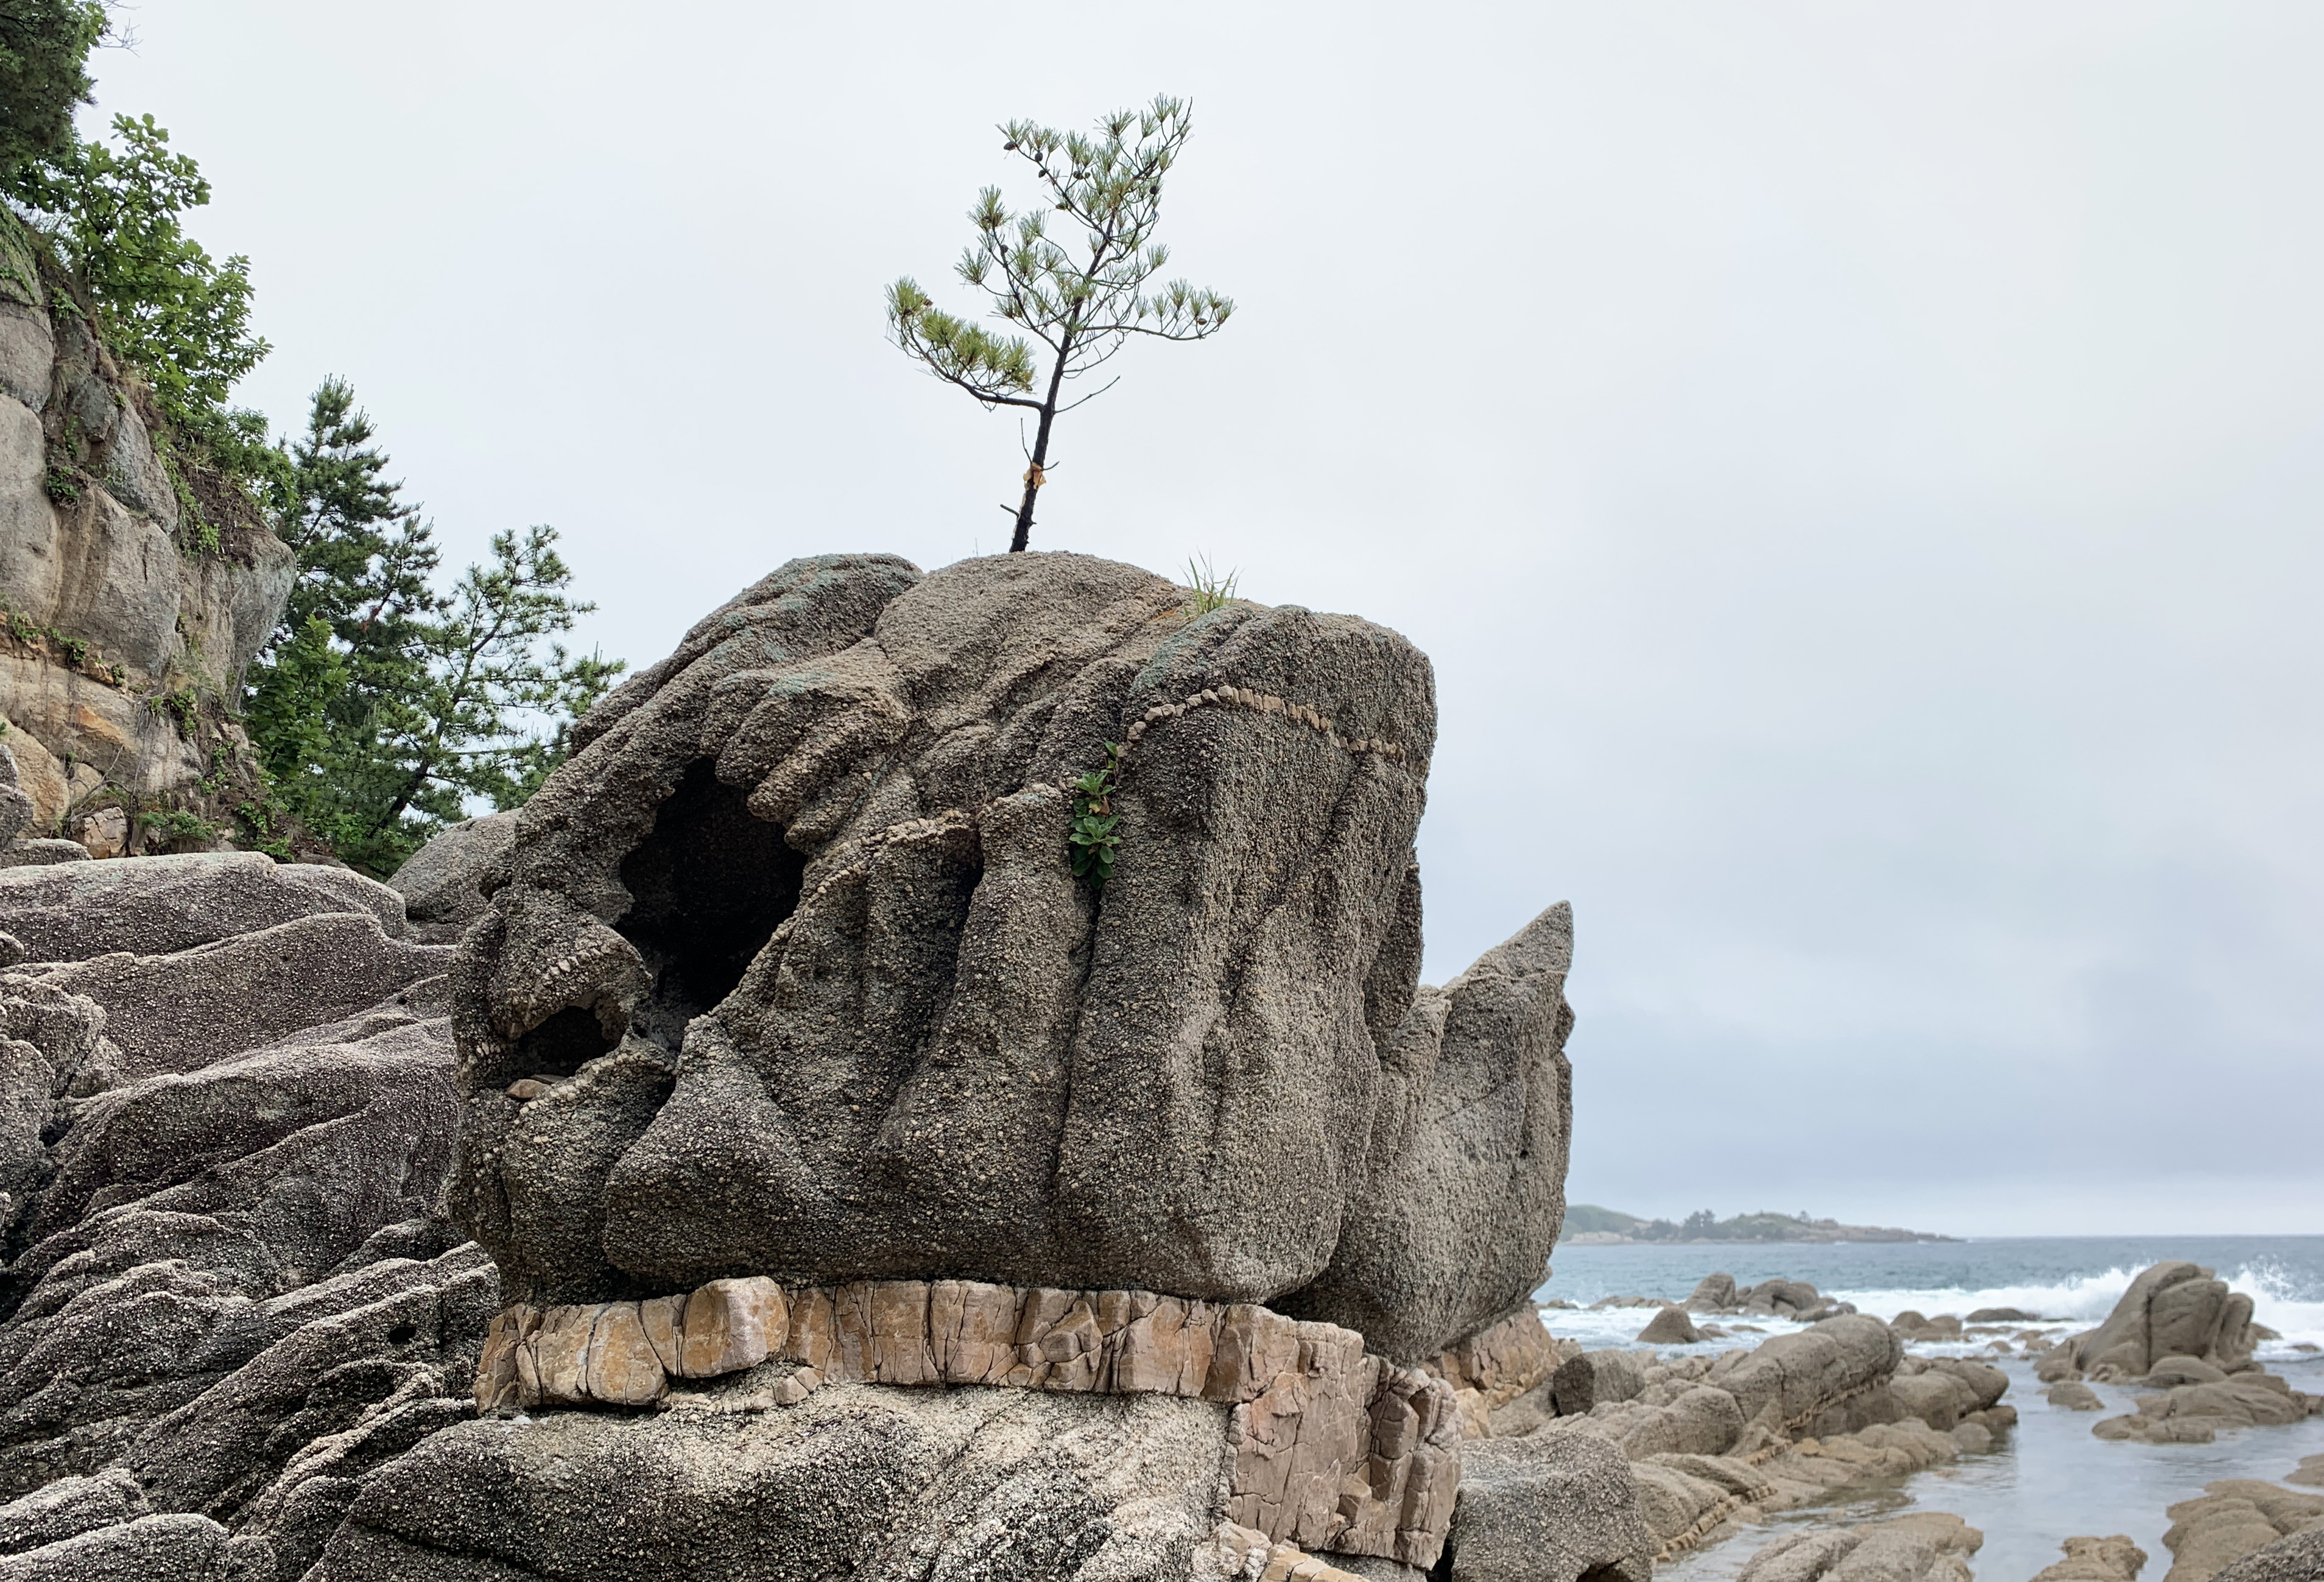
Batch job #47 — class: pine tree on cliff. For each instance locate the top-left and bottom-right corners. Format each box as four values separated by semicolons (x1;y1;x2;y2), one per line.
886;95;1232;551
247;382;622;876
0;0;109;181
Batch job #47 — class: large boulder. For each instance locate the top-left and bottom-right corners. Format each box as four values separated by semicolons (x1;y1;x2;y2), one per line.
0;853;410;965
2062;1262;2263;1380
1440;1431;1653;1582
1714;1315;1904;1436
446;552;1574;1363
389;815;514;944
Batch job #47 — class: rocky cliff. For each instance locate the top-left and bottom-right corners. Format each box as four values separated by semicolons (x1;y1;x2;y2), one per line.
0;212;293;854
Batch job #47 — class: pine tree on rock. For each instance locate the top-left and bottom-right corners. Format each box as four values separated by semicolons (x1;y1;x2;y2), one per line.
887;95;1232;551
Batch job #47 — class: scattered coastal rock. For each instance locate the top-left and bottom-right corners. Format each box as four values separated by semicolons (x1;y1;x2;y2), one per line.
2038;1263;2267;1383
1733;1511;1984;1582
2093;1375;2320;1444
2030;1535;2149;1582
1675;1273;1856;1323
2158;1480;2324;1582
1637;1305;1701;1345
2049;1380;2107;1411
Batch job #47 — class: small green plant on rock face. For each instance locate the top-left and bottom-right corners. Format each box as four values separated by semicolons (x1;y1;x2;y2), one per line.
141;806;216;849
147;686;197;733
1069;742;1125;888
1183;554;1238;615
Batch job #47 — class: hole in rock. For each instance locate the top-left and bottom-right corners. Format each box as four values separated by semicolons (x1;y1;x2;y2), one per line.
513;1007;618;1080
386;1322;418;1346
617;758;807;1053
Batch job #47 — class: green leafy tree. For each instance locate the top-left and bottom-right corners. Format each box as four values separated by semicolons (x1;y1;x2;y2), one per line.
887;94;1232;551
0;0;108;180
5;112;267;435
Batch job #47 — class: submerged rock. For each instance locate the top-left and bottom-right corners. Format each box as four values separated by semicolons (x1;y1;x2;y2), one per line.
2029;1535;2149;1582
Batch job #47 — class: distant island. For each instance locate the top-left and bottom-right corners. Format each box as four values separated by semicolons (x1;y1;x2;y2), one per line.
1559;1204;1958;1245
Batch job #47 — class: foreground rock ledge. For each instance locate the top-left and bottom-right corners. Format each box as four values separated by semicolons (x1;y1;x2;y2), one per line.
472;1276;1552;1569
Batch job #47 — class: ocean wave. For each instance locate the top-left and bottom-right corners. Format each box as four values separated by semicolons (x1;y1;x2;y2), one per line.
1540;1260;2324;1357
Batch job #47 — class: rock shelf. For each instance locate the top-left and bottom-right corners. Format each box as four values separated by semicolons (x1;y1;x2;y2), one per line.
477;1276;1467;1567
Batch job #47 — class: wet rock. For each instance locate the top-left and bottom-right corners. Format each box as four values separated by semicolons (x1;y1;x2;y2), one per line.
2161;1481;2324;1582
2147;1355;2230;1387
2049;1381;2105;1411
2093;1377;2319;1444
1965;1306;2042;1324
1638;1306;1700;1345
1735;1512;1982;1582
2031;1535;2149;1582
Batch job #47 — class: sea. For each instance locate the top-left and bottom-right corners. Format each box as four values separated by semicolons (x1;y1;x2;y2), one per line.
1530;1236;2324;1581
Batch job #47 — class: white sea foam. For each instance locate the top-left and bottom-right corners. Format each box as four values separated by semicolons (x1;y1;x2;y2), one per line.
1541;1260;2324;1359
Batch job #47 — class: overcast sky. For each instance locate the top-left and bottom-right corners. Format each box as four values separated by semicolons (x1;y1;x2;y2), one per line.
81;2;2323;1234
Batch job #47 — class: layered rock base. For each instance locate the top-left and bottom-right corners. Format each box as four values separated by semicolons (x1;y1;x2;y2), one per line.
477;1278;1468;1568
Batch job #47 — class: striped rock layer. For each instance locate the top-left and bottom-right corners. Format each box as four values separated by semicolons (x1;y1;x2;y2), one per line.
476;1276;1465;1569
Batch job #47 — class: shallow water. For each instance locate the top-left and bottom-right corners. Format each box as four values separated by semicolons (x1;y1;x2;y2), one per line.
1530;1237;2324;1579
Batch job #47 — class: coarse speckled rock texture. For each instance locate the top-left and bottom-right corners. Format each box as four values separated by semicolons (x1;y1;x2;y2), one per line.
0;840;488;1582
309;1383;1233;1582
2210;1527;2324;1582
447;550;1576;1367
389;814;514;944
1438;1431;1654;1582
0;851;410;964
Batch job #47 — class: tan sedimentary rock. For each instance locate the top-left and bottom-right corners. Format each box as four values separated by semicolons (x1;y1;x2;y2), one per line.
1432;1302;1570;1410
2031;1535;2149;1582
480;1274;1461;1567
585;1302;669;1406
677;1275;787;1378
